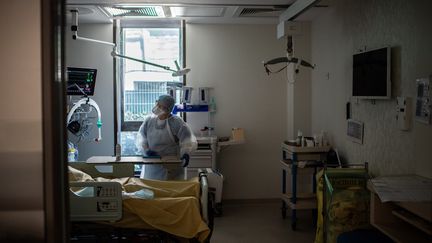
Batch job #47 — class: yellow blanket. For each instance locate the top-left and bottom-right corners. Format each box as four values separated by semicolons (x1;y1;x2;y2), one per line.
69;166;210;242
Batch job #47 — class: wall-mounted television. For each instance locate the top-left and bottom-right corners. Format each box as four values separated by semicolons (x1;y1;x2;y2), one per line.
352;47;391;99
67;67;97;96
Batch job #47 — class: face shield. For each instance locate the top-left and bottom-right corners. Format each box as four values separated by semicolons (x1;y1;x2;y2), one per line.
152;103;168;116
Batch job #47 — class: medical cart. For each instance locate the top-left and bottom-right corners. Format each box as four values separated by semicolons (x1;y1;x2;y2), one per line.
280;143;330;230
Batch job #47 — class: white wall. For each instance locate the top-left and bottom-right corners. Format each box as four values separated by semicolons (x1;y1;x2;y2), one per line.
64;22;312;199
0;0;44;241
186;24;287;199
66;24;115;160
310;0;432;177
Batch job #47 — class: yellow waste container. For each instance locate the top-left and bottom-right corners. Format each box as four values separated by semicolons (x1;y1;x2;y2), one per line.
314;167;370;243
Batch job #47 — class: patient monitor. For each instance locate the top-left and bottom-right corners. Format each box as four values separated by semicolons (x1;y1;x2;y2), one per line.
67;67;97;96
67;67;102;143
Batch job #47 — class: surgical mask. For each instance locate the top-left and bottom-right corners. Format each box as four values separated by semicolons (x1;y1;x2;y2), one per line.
152;106;166;116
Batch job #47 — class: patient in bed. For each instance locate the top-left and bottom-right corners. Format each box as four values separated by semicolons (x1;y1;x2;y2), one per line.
69;166;210;242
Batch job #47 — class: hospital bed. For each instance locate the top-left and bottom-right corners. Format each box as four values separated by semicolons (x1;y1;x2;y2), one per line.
68;158;213;242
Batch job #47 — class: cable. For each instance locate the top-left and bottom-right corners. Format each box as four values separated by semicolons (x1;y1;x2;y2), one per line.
264;64;289;75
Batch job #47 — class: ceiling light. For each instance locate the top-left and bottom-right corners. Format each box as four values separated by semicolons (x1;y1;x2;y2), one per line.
103;6;165;18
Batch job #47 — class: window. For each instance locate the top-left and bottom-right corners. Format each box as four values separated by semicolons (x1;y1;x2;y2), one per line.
118;21;184;155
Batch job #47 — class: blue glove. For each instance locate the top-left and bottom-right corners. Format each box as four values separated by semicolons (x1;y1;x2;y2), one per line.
145;150;159;157
181;154;190;167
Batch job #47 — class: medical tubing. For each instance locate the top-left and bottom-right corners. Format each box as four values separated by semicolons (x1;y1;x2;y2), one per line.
67;98;102;142
88;99;102;142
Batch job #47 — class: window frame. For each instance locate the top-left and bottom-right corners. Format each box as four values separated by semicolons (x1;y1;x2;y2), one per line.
118;20;185;132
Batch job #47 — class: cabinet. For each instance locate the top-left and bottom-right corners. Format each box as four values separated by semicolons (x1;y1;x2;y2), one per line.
187;136;217;179
368;177;432;243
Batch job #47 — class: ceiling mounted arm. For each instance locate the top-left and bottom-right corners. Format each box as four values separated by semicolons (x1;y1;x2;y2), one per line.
70;9;116;47
70;9;190;77
263;57;315;75
110;50;190;77
263;35;315;77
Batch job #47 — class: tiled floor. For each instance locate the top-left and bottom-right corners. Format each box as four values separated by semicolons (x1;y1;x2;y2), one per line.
210;202;316;243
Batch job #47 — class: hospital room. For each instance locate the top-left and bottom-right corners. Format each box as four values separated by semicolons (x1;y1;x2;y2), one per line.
1;0;432;242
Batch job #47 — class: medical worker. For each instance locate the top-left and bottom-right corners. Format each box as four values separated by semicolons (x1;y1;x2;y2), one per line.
136;94;197;180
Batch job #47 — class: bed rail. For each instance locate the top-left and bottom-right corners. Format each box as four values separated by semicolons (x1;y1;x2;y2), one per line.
199;171;209;224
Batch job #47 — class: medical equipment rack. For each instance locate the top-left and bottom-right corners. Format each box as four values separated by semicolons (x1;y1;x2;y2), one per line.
280;143;330;230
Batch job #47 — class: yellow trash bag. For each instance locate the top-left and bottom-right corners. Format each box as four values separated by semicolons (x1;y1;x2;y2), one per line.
315;168;370;243
314;169;324;243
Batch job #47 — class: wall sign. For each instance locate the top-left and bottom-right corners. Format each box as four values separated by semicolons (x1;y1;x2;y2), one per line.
415;76;431;124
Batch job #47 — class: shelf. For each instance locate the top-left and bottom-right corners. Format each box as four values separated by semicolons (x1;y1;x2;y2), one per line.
392;210;432;235
281;143;331;153
280;159;322;167
218;139;245;146
280;160;319;174
282;192;316;199
371;222;431;243
370;192;432;243
172;104;209;114
196;136;218;143
281;194;317;210
395;201;432;222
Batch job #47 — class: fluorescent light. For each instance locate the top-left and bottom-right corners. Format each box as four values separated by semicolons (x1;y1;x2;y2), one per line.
104;7;131;17
170;7;181;17
103;6;165;18
154;6;165;17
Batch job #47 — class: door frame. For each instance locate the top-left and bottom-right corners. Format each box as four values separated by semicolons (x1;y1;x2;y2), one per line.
41;0;69;242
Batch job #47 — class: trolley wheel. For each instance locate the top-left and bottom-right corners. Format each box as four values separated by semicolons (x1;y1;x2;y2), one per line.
281;208;287;219
281;201;287;219
312;209;318;227
214;203;223;216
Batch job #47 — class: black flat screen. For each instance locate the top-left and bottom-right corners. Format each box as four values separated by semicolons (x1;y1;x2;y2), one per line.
67;67;97;96
353;48;390;98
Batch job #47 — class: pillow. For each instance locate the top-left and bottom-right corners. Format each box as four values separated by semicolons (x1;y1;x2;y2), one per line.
68;166;95;182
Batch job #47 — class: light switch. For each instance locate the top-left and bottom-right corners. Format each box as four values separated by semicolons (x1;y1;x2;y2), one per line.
396;97;411;131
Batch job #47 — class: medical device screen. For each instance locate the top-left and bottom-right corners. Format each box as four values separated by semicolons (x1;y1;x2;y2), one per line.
67;67;97;96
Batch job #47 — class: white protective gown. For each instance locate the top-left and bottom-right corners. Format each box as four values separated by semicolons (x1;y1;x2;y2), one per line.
136;115;197;180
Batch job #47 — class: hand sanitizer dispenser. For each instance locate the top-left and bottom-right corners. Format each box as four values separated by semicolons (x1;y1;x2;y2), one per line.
181;87;193;104
199;87;209;104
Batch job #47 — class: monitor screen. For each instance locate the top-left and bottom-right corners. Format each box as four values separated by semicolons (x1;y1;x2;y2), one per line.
67;67;97;96
352;47;390;99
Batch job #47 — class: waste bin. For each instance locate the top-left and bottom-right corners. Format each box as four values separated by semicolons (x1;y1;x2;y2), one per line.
314;166;370;243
